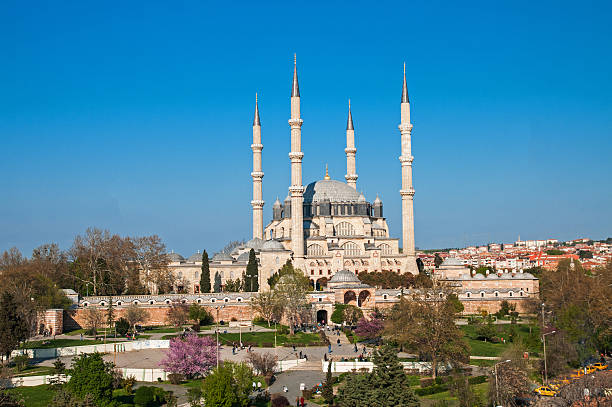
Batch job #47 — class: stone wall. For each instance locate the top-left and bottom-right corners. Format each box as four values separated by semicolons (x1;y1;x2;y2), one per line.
38;309;63;335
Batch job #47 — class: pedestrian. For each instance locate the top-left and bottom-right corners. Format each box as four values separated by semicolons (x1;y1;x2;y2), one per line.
354;343;358;353
283;385;288;393
299;350;303;359
293;344;296;352
324;353;328;361
337;338;341;346
257;381;261;391
252;381;256;392
328;344;332;353
304;353;308;361
300;396;305;406
296;397;300;406
80;333;83;341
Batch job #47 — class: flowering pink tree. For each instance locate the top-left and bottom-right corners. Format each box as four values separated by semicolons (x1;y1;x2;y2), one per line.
159;334;216;378
355;316;384;341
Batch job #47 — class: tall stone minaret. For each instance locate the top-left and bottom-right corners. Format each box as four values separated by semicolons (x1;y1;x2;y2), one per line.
289;55;304;258
251;93;264;240
399;63;417;274
345;100;358;189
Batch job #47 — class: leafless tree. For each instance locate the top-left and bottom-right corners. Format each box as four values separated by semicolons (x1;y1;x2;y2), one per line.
82;307;104;335
247;352;278;376
130;235;171;294
124;304;149;333
252;291;282;327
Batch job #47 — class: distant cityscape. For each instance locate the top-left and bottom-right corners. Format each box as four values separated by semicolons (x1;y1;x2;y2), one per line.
419;236;612;271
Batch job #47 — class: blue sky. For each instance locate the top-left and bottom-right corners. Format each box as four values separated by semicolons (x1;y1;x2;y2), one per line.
1;1;611;257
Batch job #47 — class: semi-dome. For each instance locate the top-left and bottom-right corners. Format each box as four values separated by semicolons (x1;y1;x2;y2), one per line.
187;251;202;262
236;252;250;262
212;252;233;262
261;239;286;251
245;238;264;250
329;269;361;284
168;252;184;262
304;179;362;203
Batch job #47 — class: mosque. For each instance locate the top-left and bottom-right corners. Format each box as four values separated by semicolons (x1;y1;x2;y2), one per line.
166;57;418;293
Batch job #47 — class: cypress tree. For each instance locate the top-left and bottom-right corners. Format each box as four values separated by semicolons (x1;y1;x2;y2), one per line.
200;250;211;293
322;357;334;404
245;249;259;292
213;271;222;293
370;344;419;406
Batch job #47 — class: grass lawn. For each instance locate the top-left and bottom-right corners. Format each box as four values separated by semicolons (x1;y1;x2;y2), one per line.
161;331;321;346
468;358;498;367
420;381;490;407
143;326;181;333
21;338;113;349
460;323;541;357
12;365;56;377
7;385;56;407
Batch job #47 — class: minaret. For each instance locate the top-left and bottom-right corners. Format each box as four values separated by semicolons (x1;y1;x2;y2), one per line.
289;54;304;258
251;93;264;240
345;99;358;189
399;63;417;274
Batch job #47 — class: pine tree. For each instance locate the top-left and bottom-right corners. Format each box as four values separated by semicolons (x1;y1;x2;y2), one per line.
322;357;334;405
0;292;29;360
213;271;222;293
245;249;259;292
369;344;419;407
106;296;115;337
200;250;211;293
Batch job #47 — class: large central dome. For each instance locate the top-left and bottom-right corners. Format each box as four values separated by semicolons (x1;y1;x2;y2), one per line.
303;179;361;203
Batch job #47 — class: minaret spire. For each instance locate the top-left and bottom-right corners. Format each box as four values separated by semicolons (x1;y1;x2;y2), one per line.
345;99;358;189
289;54;304;260
399;63;417;274
251;92;264;240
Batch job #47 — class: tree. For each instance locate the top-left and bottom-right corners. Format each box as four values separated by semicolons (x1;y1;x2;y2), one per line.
488;342;531;407
247;351;277;376
434;253;444;268
166;303;190;327
189;303;213;326
82;307;104;336
159;334;216;378
130;235;170;294
201;361;253;407
224;278;242;292
214;272;222;293
337;344;419;407
449;373;484;407
355;315;384;341
267;259;295;290
0;291;30;360
66;352;116;406
343;305;364;326
322;357;334;405
106;297;115;334
200;250;211;293
357;270;415;289
385;281;469;379
331;304;348;325
115;318;130;336
273;266;310;335
414;272;433;288
124;303;149;334
251;290;281;327
244;249;259;292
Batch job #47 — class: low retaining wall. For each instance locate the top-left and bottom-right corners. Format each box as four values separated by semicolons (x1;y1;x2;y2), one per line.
322;360;448;374
11;340;171;360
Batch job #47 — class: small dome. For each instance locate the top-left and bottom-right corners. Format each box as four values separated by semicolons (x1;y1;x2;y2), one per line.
262;239;285;251
486;273;499;279
245;238;264;250
212;252;233;262
187;251;202;262
358;194;366;202
374;195;382;204
168;252;184;262
273;198;282;207
236;252;250;262
329;269;361;284
522;272;536;279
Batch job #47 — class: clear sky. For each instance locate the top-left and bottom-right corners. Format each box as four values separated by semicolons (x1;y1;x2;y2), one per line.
2;1;611;257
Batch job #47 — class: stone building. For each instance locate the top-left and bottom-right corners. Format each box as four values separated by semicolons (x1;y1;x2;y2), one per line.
166;57;418;294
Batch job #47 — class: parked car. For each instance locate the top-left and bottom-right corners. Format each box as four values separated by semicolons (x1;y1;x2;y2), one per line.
534;386;557;397
591;362;608;371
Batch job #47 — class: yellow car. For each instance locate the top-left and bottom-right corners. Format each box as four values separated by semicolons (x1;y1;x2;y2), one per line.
584;366;597;374
548;382;561;391
534;386;557;397
570;369;584;379
591;362;608;371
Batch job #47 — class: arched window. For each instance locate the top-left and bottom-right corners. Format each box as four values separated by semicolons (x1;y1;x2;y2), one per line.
378;244;392;255
335;222;355;236
307;244;324;256
149;300;155;305
466;292;471;298
509;291;513;297
342;241;361;256
494;291;499;297
280;227;284;238
480;292;485;298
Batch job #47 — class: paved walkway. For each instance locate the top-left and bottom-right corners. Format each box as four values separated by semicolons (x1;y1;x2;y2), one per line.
269;370;325;406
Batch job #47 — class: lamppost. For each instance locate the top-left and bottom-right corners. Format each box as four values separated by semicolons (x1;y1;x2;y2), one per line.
85;282;92;297
494;359;512;407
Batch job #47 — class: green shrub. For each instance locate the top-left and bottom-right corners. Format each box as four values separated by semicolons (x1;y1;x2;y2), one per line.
116;318;130;336
191;324;201;332
420;377;434;388
168;373;184;384
414;384;448;396
122;375;136;394
467;375;487;385
134;386;155;407
12;354;29;372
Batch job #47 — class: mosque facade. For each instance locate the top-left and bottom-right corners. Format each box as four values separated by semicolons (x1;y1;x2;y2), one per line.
166;57;418;294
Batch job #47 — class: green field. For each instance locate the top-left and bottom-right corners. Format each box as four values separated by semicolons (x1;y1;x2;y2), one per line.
12;365;56;377
161;331;322;347
6;385;56;407
460;324;541;357
20;338;115;349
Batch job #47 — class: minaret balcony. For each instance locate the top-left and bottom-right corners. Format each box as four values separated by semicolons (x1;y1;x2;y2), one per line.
289;152;304;160
251;143;263;151
398;123;413;132
399;155;414;164
344;147;357;154
399;188;415;197
288;118;303;127
251;171;264;179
